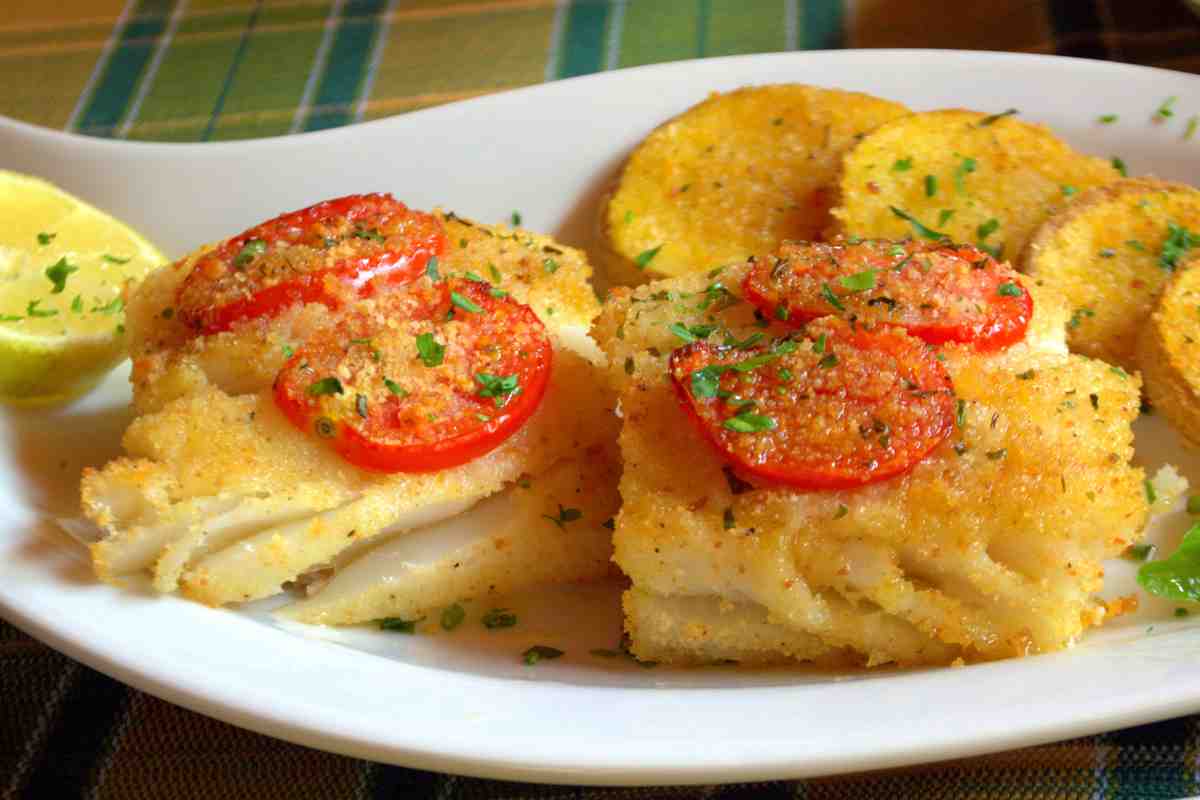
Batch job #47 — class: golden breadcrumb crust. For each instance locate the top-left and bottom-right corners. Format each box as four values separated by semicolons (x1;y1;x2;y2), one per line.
1138;253;1200;447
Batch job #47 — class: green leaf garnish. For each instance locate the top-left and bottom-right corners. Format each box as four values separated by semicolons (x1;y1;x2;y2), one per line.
691;366;724;398
925;174;937;197
889;206;949;241
44;257;78;294
1111;156;1128;177
233;238;267;267
723;412;776;433
1138;523;1200;601
384;378;407;396
634;245;663;270
415;333;444;367
307;377;343;396
996;281;1022;297
37;231;56;246
475;372;520;407
892;157;913;172
450;291;483;313
838;269;877;293
425;255;440;282
1160;221;1200;271
26;299;57;318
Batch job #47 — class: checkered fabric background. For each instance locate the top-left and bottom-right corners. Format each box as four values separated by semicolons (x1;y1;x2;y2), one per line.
4;1;1200;798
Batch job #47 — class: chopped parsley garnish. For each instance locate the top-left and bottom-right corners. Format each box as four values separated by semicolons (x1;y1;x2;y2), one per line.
450;291;483;313
924;174;937;197
1111;156;1128;177
1126;239;1147;252
838;269;877;292
352;227;386;242
1176;608;1190;618
488;263;502;282
723;331;763;349
669;322;716;343
71;295;83;313
425;255;440;281
722;507;735;530
774;304;790;321
833;504;849;519
956;398;966;428
1160;221;1200;271
0;314;22;322
416;333;445;367
1144;479;1158;504
510;211;522;226
1187;116;1200;141
723;412;776;433
1126;543;1157;562
892;157;913;172
543;257;559;274
1155;96;1178;120
937;209;954;226
475;372;520;406
818;353;838;369
307;377;343;396
543;504;582;529
282;344;295;358
976;218;1000;241
996;282;1022;297
482;608;517;629
91;296;123;314
440;603;465;631
522;645;564;666
1136;525;1200;602
378;616;422;633
1111;366;1129;379
26;299;57;318
889;206;949;241
1098;113;1119;124
383;378;407;397
954;156;977;193
820;282;845;311
233;238;267;267
37;231;56;245
813;333;827;354
44;257;78;294
1061;185;1078;197
691;366;723;398
978;108;1019;126
634;245;663;270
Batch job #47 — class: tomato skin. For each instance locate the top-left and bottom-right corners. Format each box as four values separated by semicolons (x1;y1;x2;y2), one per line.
741;239;1032;352
177;194;445;335
272;279;552;473
668;319;955;490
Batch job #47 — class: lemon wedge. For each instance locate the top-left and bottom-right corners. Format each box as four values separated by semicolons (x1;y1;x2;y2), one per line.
0;170;165;406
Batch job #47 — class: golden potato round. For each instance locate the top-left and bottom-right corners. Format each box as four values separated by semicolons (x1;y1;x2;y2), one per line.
832;109;1118;262
1024;178;1200;369
601;84;909;285
1139;253;1200;446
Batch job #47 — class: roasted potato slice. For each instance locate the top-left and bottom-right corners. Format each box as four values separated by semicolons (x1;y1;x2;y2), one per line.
1139;254;1200;446
832;109;1118;260
1024;178;1200;369
601;84;909;285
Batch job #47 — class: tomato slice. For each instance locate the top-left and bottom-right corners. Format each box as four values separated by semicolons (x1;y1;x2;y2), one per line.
741;239;1033;351
176;194;445;334
668;318;955;489
272;277;552;473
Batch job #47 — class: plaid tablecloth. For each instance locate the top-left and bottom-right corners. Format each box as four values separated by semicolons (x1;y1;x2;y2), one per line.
5;1;1200;798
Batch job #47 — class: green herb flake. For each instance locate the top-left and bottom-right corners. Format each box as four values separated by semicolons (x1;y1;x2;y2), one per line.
44;257;78;294
1111;366;1129;379
543;504;583;529
1111;156;1128;177
233;238;267;267
450;291;483;313
1061;185;1078;198
1187;495;1200;515
634;245;663;270
954;156;977;193
1155;95;1178;120
1187;116;1199;141
956;398;967;428
1017;369;1036;380
475;372;520;407
833;504;849;520
1098;113;1119;124
26;299;57;318
522;645;565;666
1160;221;1200;271
425;255;440;282
976;218;1000;241
355;394;368;418
978;108;1018;126
937;209;955;226
282;344;295;358
818;353;838;369
838;269;877;292
996;281;1022;297
889;206;949;241
103;254;132;264
482;608;518;629
510;211;522;226
307;377;344;396
378;616;422;633
440;603;466;631
812;333;827;354
543;257;560;274
1126;239;1147;253
723;412;776;433
986;448;1007;461
691;366;724;398
1176;607;1191;618
1145;479;1158;505
892;157;913;172
1127;542;1157;562
384;378;407;397
70;295;83;313
820;282;845;311
352;227;386;243
416;333;445;367
37;231;56;246
1068;307;1095;329
722;506;735;530
924;174;937;197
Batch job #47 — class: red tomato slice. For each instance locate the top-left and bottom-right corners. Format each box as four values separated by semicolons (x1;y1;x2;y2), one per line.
742;239;1032;351
176;194;445;335
272;278;552;473
668;318;955;489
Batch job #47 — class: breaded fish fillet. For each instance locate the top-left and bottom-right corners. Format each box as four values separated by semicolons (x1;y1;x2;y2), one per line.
82;212;619;609
593;261;1148;666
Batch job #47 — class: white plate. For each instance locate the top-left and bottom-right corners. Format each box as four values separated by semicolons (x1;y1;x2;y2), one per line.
4;50;1200;786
